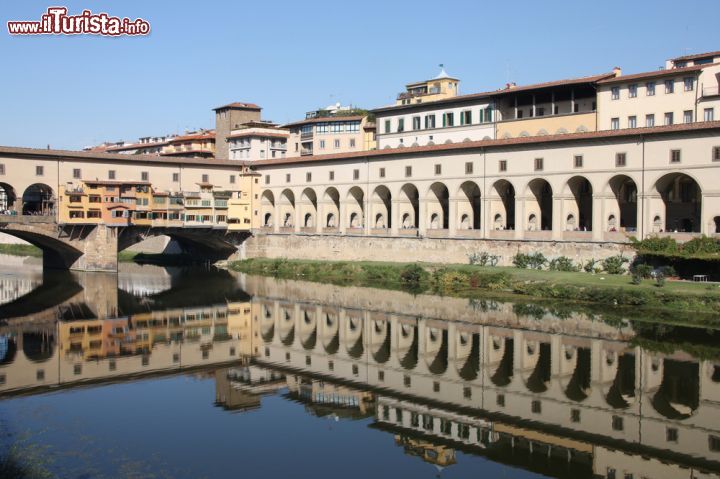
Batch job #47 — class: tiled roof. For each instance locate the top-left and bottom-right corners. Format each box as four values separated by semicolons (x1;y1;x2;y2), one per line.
83;180;151;186
226;131;289;140
670;50;720;62
251;121;720;167
372;72;616;114
596;64;712;85
213;102;262;111
282;115;365;128
168;131;215;143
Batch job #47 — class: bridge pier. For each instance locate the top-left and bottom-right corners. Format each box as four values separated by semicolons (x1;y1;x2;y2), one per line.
54;224;119;273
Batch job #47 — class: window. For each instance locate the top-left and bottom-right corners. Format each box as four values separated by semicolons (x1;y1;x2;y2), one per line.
108;170;116;180
646;114;655;127
397;118;405;133
499;160;507;172
670;149;681;163
684;110;693;123
571;409;581;423
667;428;678;442
412;116;421;130
384;120;391;134
353;169;360;180
443;112;454;127
36;165;44;176
434;164;441;175
611;86;620;100
574;155;583;168
534;158;543;171
433;381;440;392
628;84;637;98
73;168;81;179
531;400;542;414
141;171;149;181
319;139;325;149
684;76;694;91
306;172;312;182
329;171;334;180
0;164;4;175
616;152;627;167
379;167;386;178
664;112;674;126
705;108;715;122
349;138;355;148
611;117;620;130
424;114;436;129
646;81;656;96
714;146;720;161
334;139;340;149
173;172;179;182
626;116;636;129
709;435;720;451
496;394;505;406
665;79;674;94
405;166;412;178
36;369;44;381
461;110;472;125
201;174;209;183
612;415;624;431
404;375;411;387
286;173;291;183
264;174;270;184
378;370;384;381
465;162;473;174
229;175;236;184
463;387;472;399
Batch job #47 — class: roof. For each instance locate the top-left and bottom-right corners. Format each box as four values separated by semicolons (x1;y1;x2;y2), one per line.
168;132;215;143
0;145;250;168
82;180;151;186
106;140;168;152
251;120;720;167
161;149;214;156
372;72;616;114
213;102;262;111
226;131;289;140
670;50;720;62
282;115;365;129
597;64;712;85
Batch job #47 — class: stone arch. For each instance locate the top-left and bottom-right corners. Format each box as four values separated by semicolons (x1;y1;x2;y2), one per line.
397;323;418;370
653;173;701;233
399;183;419;229
457;181;481;230
651;359;699;420
22;332;55;362
346;186;364;228
426;182;449;229
565;176;593;231
524;341;551;393
371;185;391;229
299;188;317;229
425;327;448;375
605;352;636;409
607;175;638;231
490;180;515;230
260;190;275;227
345;315;364;359
371;319;391;364
0;182;18;213
322;187;340;228
278;189;295;228
563;347;592;401
525;179;553;231
490;337;514;387
22;183;55;215
455;332;480;381
715;216;720;233
322;311;340;355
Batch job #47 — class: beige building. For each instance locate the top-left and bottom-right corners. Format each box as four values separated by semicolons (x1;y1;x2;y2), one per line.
227;121;288;161
214;102;263;160
285;104;372;157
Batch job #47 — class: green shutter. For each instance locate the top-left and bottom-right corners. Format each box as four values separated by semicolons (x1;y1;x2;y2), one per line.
442;114;446;127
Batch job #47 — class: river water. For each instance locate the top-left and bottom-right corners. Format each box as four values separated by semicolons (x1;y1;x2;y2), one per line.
0;255;719;478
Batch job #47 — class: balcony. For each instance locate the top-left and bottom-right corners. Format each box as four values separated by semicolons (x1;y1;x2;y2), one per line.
702;86;720;98
300;148;314;156
300;131;314;140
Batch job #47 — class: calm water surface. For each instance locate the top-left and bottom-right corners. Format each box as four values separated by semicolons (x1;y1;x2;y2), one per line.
0;256;719;478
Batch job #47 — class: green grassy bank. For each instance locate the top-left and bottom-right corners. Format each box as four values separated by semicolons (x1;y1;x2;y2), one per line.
0;244;42;257
228;258;720;323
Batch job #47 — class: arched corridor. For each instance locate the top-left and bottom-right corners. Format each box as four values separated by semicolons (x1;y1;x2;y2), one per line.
22;183;55;215
457;182;481;230
427;182;449;230
526;179;553;231
654;173;701;233
608;175;638;231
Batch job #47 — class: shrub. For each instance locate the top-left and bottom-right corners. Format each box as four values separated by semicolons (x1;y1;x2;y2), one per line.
548;256;579;272
682;236;720;255
513;252;547;270
583;258;600;273
602;255;629;274
631;263;653;279
399;263;427;286
513;253;530;269
468;251;499;267
659;265;677;277
655;273;666;287
632;236;679;253
631;272;642;285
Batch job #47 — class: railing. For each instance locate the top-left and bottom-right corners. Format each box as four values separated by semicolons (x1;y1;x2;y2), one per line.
0;213;57;224
300;149;314;156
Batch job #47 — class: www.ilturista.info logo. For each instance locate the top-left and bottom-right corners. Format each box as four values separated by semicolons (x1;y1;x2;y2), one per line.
7;7;150;36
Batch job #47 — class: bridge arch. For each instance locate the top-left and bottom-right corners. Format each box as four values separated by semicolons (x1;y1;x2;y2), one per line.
0;182;18;212
22;332;55;363
22;183;55;216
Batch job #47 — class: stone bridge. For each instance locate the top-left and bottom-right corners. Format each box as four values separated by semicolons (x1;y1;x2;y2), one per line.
0;215;250;272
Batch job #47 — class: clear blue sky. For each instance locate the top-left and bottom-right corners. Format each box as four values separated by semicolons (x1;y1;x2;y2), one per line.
1;0;717;150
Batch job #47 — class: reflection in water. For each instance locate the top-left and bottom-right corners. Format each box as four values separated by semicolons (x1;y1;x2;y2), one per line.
0;267;719;478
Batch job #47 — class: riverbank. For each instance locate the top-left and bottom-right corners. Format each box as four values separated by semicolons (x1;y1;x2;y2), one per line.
228;258;720;319
0;244;41;257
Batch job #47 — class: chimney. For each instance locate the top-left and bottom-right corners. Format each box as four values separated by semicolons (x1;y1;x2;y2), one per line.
612;66;622;77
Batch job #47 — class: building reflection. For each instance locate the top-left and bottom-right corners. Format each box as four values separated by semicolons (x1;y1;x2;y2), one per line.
0;270;720;478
